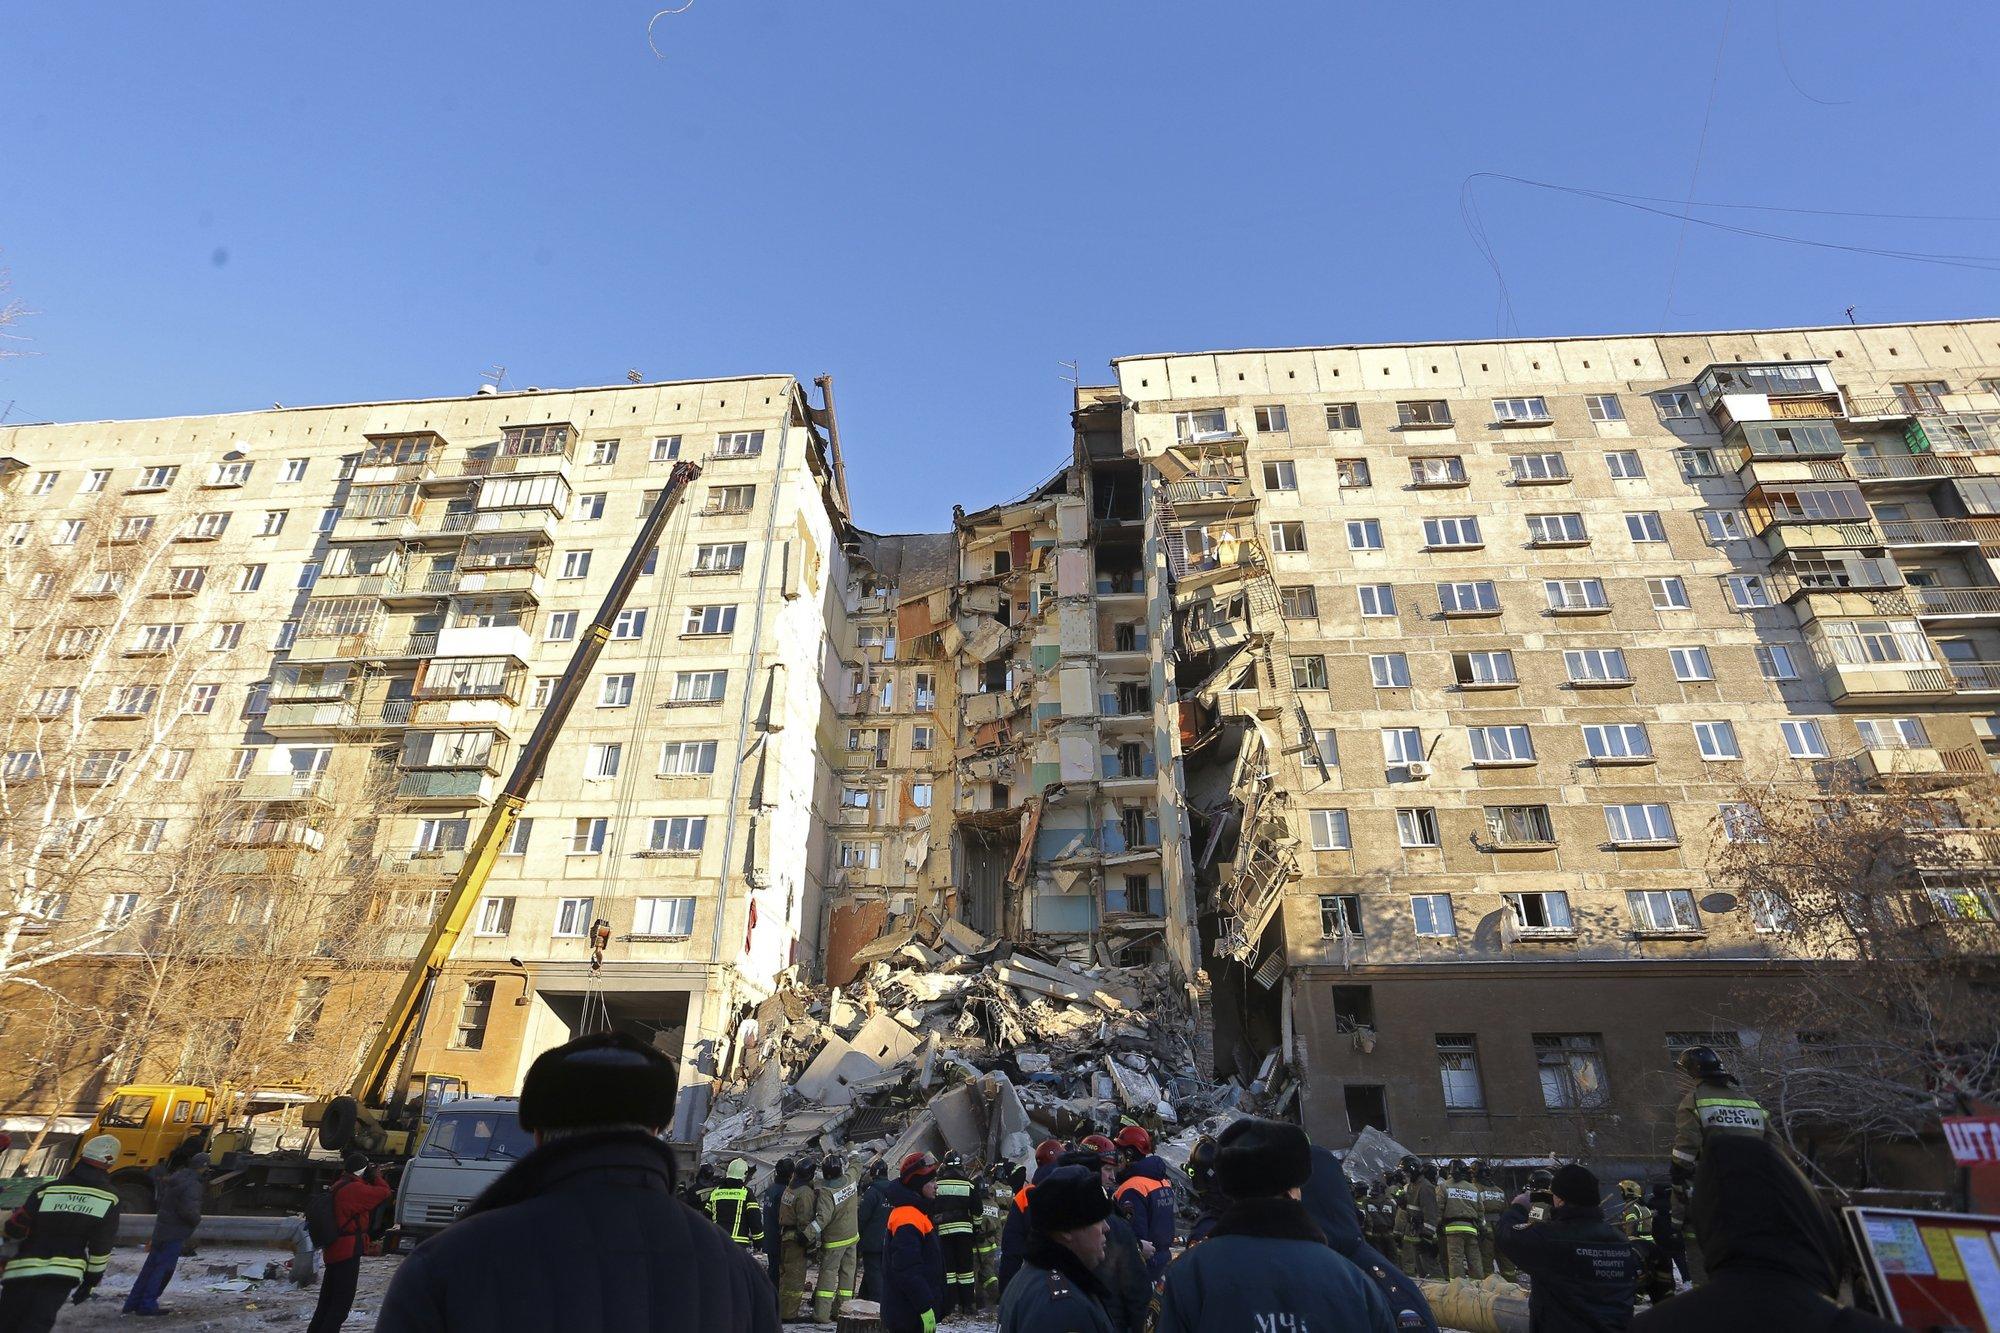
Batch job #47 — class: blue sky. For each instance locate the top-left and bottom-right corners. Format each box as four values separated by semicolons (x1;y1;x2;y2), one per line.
3;2;1997;530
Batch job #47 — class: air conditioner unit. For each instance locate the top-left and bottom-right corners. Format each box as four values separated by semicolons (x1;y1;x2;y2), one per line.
1405;760;1434;780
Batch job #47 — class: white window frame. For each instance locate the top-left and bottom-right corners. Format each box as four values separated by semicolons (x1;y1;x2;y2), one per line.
1308;809;1351;851
1583;723;1652;761
1369;653;1410;688
1671;646;1714;681
599;673;635;707
1411;894;1457;938
632;896;696;938
1358;584;1397;617
1345;519;1382;551
1423;516;1483;549
1586;393;1625;422
1605;803;1677;844
1395;807;1440;848
1469;725;1536;764
1605;450;1644;479
1649;577;1690;610
1781;719;1829;758
1693;721;1741;760
554;896;595;936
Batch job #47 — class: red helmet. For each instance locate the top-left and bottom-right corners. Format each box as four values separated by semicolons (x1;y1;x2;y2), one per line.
899;1151;939;1186
1113;1125;1153;1155
1078;1134;1117;1163
1034;1138;1065;1167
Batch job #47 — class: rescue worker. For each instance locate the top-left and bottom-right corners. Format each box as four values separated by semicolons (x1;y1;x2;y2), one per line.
1496;1163;1640;1332
999;1140;1066;1297
1032;1137;1066;1183
777;1153;820;1321
1300;1147;1440;1333
686;1161;719;1211
931;1152;978;1315
1388;1167;1422;1276
307;1150;394;1333
811;1155;861;1323
1669;1046;1768;1285
0;1133;121;1332
1416;1159;1443;1279
707;1158;766;1254
881;1153;944;1333
997;1166;1118;1333
1057;1143;1150;1333
760;1159;792;1286
975;1160;1009;1308
857;1159;893;1304
1648;1183;1690;1287
1109;1124;1174;1283
1185;1135;1227;1248
1439;1160;1483;1281
1475;1161;1513;1282
1617;1181;1674;1307
1616;1181;1652;1242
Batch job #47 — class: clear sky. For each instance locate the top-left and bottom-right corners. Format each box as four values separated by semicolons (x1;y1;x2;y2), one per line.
3;2;1998;531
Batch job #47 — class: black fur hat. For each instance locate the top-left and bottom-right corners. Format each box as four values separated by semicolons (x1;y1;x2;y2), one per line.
1214;1118;1313;1198
518;1031;677;1132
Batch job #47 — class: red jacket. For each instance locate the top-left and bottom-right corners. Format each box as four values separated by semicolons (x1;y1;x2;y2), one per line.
325;1171;394;1264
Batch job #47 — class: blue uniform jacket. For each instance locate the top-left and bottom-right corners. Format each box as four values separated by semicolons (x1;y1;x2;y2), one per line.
1112;1155;1176;1282
1151;1195;1394;1333
999;1236;1119;1333
1301;1146;1439;1333
880;1180;943;1333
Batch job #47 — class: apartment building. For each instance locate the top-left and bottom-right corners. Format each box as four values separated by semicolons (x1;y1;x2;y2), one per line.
1109;320;2000;1164
0;376;857;1134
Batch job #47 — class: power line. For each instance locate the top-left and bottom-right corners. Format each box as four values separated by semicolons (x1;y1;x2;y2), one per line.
1663;0;1735;326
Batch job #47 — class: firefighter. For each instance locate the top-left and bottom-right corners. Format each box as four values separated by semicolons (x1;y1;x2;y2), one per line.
0;1134;121;1332
931;1152;978;1315
1670;1045;1768;1284
1415;1159;1442;1279
1618;1179;1676;1306
1473;1161;1511;1281
1616;1180;1651;1241
706;1158;765;1253
1109;1125;1174;1284
1388;1167;1421;1277
882;1153;944;1333
1439;1160;1483;1281
1185;1135;1227;1248
976;1160;1009;1308
811;1155;862;1323
777;1154;820;1321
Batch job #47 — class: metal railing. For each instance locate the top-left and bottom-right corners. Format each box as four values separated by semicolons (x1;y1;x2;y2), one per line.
1848;453;1981;482
1947;661;2000;693
1908;587;2000;617
1879;518;1985;545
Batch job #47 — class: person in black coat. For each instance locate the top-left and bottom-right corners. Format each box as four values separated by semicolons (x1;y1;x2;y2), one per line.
375;1033;778;1333
1647;1183;1689;1285
1056;1146;1152;1333
997;1167;1118;1333
1631;1136;1900;1333
857;1160;893;1303
1496;1163;1640;1333
1300;1146;1440;1333
760;1158;792;1286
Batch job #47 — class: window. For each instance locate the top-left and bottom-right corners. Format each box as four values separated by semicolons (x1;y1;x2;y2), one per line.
112;515;154;543
1308;809;1351;851
585;743;623;779
672;670;727;702
1527;513;1588;545
183;512;230;539
257;510;287;537
1278;585;1318;619
1261;460;1298;492
568;818;608;855
1558;649;1626;687
659;740;719;775
283;977;329;1043
1489;889;1569;941
186;683;221;715
162;565;205;595
1397;400;1452;427
1535;1034;1609;1108
1291;655;1328;690
1453;650;1516;687
2;522;27;547
156;750;192;782
1748;888;1791;932
633;896;696;938
1437;580;1499;615
1269;521;1307;553
281;458;308;483
502;819;534;855
714;430;765;458
1300;727;1339;769
1381;727;1424;765
559;550;592;581
474;897;516;937
136;464;180;491
1492;396;1552;423
1693;721;1740;760
243;681;271;717
107;684;158;716
1510;453;1569;483
1649;577;1690;610
1585;393;1625;422
130;819;167;854
599;673;635;707
1369;654;1410;688
1325;403;1361;430
1484;804;1555;845
1396;807;1440;847
705;484;756;514
1544;578;1608;611
1671;646;1713;681
1630;890;1702;934
1358;584;1397;617
1856;717;1928;749
555;897;595;937
589;439;619;465
1676;448;1721;483
911;782;932;809
840;786;872;810
1336;458;1371;489
912;724;934;751
1605;803;1676;844
1345;519;1382;551
1423;516;1482;549
1617;512;1665;547
647;816;707;854
1781;720;1829;758
1470;725;1535;764
235;564;266;593
837;841;882;869
1409;456;1467;486
544;610;578;641
316;506;339;532
1894;381;1950;412
53;519;83;546
683;605;736;636
1411;894;1456;938
207;460;252;487
1697;510;1748;544
1253;405;1288;433
1656;391;1698;420
1319;894;1362;939
1579;724;1650;763
296;562;320;590
1605;450;1644;479
83;469;110;493
640;436;682;464
274;620;299;650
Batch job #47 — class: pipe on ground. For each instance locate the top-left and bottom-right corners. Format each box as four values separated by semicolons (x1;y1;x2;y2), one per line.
1417;1277;1532;1333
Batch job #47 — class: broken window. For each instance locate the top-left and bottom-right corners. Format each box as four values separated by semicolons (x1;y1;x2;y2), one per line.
1319;895;1362;939
1534;1033;1609;1109
1331;985;1375;1031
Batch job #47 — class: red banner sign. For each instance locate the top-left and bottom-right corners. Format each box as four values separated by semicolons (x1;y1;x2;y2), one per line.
1945;1118;2000;1167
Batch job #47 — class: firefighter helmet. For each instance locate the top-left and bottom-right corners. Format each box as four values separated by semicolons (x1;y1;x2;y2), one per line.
1188;1134;1220;1193
726;1158;751;1181
900;1152;939;1185
1078;1134;1117;1164
1113;1125;1153;1155
1620;1179;1644;1200
1035;1138;1066;1167
1677;1045;1728;1079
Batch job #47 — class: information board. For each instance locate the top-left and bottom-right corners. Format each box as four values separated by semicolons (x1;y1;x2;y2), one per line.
1847;1207;2000;1332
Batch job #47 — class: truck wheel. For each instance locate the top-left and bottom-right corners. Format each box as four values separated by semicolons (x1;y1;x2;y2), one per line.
318;1096;360;1151
111;1173;155;1215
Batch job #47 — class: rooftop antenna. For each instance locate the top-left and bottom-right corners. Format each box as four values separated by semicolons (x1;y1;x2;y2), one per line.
1845;306;1858;326
627;369;643;383
482;364;508;392
1059;359;1079;386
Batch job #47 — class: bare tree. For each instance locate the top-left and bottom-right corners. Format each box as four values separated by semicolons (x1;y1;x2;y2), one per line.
1711;764;2000;1163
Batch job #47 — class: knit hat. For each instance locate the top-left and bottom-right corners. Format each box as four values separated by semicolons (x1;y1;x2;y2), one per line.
1028;1166;1115;1235
518;1031;677;1132
1553;1164;1600;1206
79;1134;121;1167
1214;1118;1313;1198
342;1150;371;1174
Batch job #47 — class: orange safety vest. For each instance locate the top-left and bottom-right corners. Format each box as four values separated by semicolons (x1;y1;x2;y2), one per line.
888;1204;936;1238
1013;1186;1033;1213
1115;1176;1166;1203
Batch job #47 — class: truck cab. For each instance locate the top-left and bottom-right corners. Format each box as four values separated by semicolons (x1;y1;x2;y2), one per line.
85;1085;215;1211
393;1096;529;1243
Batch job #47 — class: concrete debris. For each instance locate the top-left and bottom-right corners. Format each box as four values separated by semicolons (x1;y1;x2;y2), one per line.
699;922;1293;1179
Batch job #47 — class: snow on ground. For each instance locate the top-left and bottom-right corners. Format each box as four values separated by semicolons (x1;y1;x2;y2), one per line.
59;1244;399;1330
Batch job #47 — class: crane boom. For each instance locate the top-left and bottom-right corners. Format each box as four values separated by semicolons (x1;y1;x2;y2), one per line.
347;459;703;1111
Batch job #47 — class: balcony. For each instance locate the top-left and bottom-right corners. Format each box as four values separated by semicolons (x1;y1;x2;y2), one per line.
434;623;533;662
262;699;358;733
287;627;438;663
352;458;440;488
233;771;333;805
1760;521;1882;557
379;849;468;879
1849;452;1987;485
1908;587;2000;621
1946;661;2000;696
1163;471;1253;514
330;509;422;543
1171;411;1247;448
451;564;547;598
1852;745;1989;786
395;768;499;807
1878;518;1993;548
219;819;327;852
1820;661;1956;703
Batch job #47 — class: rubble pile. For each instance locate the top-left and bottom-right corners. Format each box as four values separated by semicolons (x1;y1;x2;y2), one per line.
699;927;1280;1174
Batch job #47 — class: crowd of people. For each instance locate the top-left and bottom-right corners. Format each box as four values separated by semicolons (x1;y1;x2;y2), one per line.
0;1037;1911;1332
